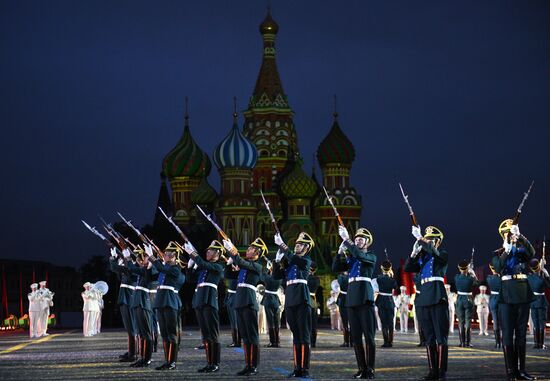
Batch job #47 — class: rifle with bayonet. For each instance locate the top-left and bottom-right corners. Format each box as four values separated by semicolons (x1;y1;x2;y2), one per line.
470;245;475;267
194;205;231;263
260;190;281;235
158;206;191;243
117;212;162;257
399;183;419;226
81;219;125;258
322;186;344;226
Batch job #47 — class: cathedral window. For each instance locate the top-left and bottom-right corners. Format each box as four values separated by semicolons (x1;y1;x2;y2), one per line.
278;150;286;157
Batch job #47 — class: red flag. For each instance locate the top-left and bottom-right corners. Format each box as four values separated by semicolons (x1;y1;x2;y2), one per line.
19;272;23;317
1;265;8;319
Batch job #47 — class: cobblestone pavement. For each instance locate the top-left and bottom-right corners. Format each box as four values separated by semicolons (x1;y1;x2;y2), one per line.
1;327;549;380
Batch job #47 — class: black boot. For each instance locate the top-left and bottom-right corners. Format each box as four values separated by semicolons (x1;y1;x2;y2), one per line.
516;344;536;380
364;344;375;379
198;341;211;372
237;343;251;375
341;328;350;347
389;327;394;347
437;344;448;381
120;334;137;362
418;327;426;347
206;342;220;373
247;344;259;376
503;346;518;381
130;337;144;367
155;341;169;370
153;333;158;353
135;338;152;367
419;345;438;381
266;328;275;347
166;341;177;370
465;327;473;348
495;326;502;349
381;328;389;348
228;329;237;347
288;343;302;377
274;326;281;347
301;343;311;378
541;329;547;350
311;329;317;348
457;325;464;347
533;329;540;349
352;343;367;379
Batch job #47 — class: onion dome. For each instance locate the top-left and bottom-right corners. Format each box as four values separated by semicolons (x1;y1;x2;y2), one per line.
190;177;218;205
214;112;258;169
260;7;279;35
280;157;318;199
163;107;211;178
317;112;355;166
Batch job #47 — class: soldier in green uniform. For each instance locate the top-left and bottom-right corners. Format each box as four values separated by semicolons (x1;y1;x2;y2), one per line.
121;247;157;368
185;240;225;373
404;225;449;381
109;247;138;362
274;231;314;378
308;262;321;348
332;254;351;347
491;219;536;380
527;258;549;349
223;237;267;376
145;242;185;371
260;260;282;348
338;226;377;380
487;263;502;348
454;260;479;347
376;260;397;348
224;263;241;347
413;273;426;347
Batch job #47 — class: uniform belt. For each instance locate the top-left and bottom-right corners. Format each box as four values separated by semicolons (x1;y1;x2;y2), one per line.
159;285;179;294
491;291;499;295
149;289;157;294
416;290;421;294
286;279;308;286
198;282;218;290
349;276;372;283
378;292;392;296
120;284;136;290
227;289;236;294
135;286;151;293
339;291;347;295
457;291;472;296
502;274;527;281
421;276;444;285
264;290;278;295
238;283;258;291
309;292;316;296
534;292;545;296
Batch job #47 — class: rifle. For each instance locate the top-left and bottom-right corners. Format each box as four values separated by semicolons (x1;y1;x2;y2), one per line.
399;183;418;226
260;190;281;235
512;180;534;225
158;206;190;243
384;247;389;261
542;236;546;266
470;245;475;268
81;220;122;257
195;205;232;264
117;212;162;256
322;186;343;226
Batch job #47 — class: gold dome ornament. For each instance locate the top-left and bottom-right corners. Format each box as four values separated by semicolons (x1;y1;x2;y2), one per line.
498;218;514;239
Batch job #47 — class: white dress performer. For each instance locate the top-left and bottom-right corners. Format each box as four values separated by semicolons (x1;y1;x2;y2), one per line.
28;283;42;338
82;282;100;337
327;290;341;330
474;285;490;336
395;286;410;333
445;284;457;333
38;280;54;336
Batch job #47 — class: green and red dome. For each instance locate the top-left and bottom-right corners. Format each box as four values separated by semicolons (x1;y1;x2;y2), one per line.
316;117;355;166
163;125;211;179
280;158;318;199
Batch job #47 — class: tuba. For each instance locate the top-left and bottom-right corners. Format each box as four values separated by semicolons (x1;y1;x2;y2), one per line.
92;281;109;296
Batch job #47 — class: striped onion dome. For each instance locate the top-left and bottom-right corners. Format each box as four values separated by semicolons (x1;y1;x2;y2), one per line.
163;123;211;179
280;157;318;199
317;114;355;166
214;114;258;169
190;177;218;205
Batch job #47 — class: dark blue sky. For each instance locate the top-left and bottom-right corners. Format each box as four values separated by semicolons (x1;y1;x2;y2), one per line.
1;1;549;270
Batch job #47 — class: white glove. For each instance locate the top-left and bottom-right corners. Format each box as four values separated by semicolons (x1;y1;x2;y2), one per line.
226;257;234;265
338;225;350;240
274;233;284;246
542;268;549;278
144;244;154;258
187;258;195;268
275;249;284;263
510;225;520;236
118;258;124;266
223;239;235;252
468;268;476;277
193;263;198;270
183;242;196;255
502;241;513;252
337;241;347;255
412;225;423;240
122;248;131;259
541;256;546;267
147;262;152;270
110;248;117;258
410;241;422;257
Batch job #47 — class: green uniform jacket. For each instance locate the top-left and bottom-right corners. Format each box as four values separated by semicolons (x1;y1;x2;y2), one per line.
231;254;262;311
404;241;448;307
527;273;550;309
342;240;376;307
191;256;224;310
376;274;397;310
307;275;321;309
491;236;535;304
454;273;479;309
260;272;282;309
224;266;239;308
109;258;137;306
152;261;185;310
281;249;312;308
126;262;157;311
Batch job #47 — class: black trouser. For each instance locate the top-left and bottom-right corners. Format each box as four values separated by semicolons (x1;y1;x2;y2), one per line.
339;298;350;329
310;306;318;345
348;303;376;346
286;303;312;344
196;305;220;343
378;306;394;331
134;307;153;341
499;302;530;347
157;307;178;343
121;304;136;336
456;297;473;329
265;305;280;331
227;300;237;329
531;307;547;331
417;302;449;346
236;306;259;345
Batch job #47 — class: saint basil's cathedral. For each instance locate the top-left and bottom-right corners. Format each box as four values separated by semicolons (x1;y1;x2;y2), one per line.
153;9;362;272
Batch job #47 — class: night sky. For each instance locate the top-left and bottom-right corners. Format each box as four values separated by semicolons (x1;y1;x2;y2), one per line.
2;1;549;271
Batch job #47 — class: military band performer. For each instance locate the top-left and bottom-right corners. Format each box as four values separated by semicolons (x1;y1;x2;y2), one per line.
260;259;283;348
475;285;490;336
527;258;549;350
185;240;225;373
274;231;314;378
455;260;479;347
491;220;536;380
223;237;267;376
487;263;502;348
37;281;54;336
28;283;41;338
405;225;449;381
396;286;410;333
145;242;185;370
376;260;397;347
338;226;377;380
109;248;138;362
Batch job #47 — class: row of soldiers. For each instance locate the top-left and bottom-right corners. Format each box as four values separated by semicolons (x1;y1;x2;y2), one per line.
105;217;547;380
